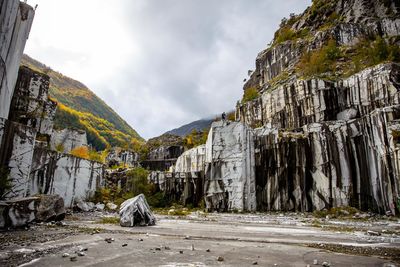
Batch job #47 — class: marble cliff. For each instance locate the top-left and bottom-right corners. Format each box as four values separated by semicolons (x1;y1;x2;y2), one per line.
0;0;103;207
153;0;400;214
236;0;400;214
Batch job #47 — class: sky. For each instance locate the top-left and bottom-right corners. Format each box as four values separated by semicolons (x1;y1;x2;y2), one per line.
24;0;311;139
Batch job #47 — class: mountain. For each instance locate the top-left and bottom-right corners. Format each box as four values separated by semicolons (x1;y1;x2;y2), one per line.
21;54;143;150
165;118;214;137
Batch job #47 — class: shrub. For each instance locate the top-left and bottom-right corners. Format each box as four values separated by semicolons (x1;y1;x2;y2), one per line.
184;129;209;149
147;191;170;208
274;27;296;44
241;87;260;103
227;111;235;121
91;188;112;204
70;146;90;159
55;143;65;153
348;36;400;75
127;167;151;197
88;149;103;162
297;39;341;77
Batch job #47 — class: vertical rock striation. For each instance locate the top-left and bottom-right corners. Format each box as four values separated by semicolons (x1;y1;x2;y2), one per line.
204;121;256;212
29;148;104;208
0;1;34;119
235;0;400;214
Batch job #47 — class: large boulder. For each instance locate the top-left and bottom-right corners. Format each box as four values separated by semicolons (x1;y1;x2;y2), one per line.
6;197;39;228
35;194;65;222
0;194;65;228
119;194;156;227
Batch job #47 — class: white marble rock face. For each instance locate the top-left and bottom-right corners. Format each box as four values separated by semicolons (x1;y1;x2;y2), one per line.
0;1;35;119
204;121;256;212
29;148;104;207
174;145;206;173
0;119;37;200
50;128;88;153
254;106;400;214
10;66;56;136
105;148;140;167
239;64;400;130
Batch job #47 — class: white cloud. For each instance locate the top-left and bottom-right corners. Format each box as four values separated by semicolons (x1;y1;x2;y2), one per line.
25;0;311;139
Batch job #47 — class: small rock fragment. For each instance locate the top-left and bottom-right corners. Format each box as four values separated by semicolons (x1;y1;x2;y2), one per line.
322;262;330;267
206;249;211;252
77;251;85;257
70;256;77;262
122;244;128;247
367;230;381;236
105;237;115;243
138;238;144;241
184;235;190;240
313;259;318;265
77;246;87;252
164;246;170;250
155;247;161;251
191;244;195;251
217;256;224;262
62;253;70;258
252;261;258;265
179;250;183;254
106;202;118;211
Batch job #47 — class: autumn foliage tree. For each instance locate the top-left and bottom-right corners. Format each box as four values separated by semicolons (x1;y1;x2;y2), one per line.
70;146;90;160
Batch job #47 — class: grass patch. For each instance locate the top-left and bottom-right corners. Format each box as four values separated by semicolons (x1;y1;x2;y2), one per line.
241;87;260;104
313;206;359;219
154;205;204;216
97;216;120;224
297;39;342;78
297;36;400;79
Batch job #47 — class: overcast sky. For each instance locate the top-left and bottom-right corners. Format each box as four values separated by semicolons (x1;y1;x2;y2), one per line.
24;0;310;139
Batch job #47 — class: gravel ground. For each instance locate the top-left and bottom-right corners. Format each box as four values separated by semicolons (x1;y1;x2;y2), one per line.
0;211;399;267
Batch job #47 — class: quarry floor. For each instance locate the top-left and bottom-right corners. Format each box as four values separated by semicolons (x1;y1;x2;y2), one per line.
0;212;400;267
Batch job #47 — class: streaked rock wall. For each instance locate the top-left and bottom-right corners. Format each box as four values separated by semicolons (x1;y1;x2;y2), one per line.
0;1;34;119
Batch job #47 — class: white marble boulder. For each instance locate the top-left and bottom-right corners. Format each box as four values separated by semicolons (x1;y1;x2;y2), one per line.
119;194;156;227
75;201;95;212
